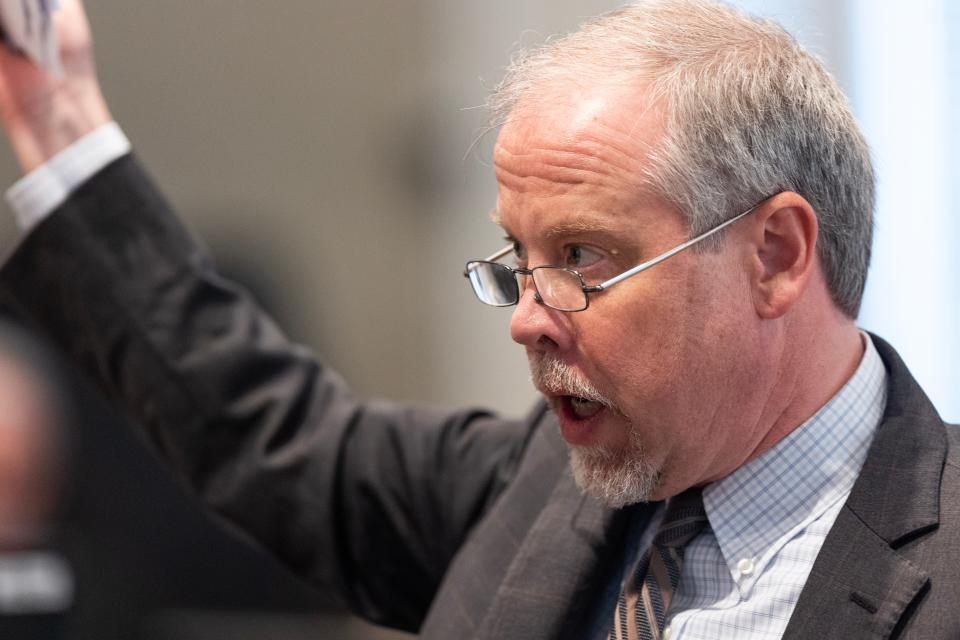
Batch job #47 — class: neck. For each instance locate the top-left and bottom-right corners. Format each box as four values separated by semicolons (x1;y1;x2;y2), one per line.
746;305;864;464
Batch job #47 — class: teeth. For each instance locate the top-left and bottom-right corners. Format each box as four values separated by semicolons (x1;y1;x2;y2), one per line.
569;396;603;419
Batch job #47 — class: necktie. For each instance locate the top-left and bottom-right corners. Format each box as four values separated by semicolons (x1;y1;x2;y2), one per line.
609;487;708;640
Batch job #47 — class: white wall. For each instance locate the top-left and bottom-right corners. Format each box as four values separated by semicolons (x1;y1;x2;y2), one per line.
851;0;959;422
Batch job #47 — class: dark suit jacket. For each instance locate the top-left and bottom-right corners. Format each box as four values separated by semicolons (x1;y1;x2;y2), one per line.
1;154;958;639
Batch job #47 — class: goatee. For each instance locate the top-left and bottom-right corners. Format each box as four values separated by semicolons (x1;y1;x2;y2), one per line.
528;353;661;507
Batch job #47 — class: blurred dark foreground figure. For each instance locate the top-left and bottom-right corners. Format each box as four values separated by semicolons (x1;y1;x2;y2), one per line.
0;321;73;639
0;319;343;640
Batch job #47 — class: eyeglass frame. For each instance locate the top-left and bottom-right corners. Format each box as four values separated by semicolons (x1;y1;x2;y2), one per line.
463;200;764;312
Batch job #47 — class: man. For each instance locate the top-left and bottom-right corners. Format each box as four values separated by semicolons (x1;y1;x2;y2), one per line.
0;1;956;639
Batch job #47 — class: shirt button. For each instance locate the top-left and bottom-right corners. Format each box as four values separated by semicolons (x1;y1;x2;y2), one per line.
663;625;672;640
737;558;755;577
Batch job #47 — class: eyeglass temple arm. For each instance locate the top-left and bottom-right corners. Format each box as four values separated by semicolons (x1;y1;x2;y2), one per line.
592;204;760;291
484;245;514;262
462;245;514;277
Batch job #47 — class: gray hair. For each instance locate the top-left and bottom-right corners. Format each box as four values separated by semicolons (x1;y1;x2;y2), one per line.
490;0;874;318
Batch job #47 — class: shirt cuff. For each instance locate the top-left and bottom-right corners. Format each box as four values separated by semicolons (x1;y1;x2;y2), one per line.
5;122;132;232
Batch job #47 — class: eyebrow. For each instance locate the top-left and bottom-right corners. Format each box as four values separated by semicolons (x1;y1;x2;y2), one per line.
491;212;620;239
542;220;619;239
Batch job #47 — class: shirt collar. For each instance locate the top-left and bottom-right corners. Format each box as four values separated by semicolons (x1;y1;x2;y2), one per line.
702;333;887;592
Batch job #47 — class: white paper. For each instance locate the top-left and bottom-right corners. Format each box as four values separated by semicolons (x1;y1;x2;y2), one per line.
0;0;62;76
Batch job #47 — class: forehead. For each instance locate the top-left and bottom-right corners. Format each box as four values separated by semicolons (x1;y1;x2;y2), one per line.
492;82;671;238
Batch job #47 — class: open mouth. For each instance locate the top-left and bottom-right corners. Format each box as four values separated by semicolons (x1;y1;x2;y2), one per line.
528;354;614;430
565;395;605;420
553;395;610;445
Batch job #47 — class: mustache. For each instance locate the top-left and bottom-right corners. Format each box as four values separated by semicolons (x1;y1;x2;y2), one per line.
528;354;615;409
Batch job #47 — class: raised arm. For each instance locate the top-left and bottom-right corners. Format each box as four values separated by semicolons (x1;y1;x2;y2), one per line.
0;0;110;171
0;2;534;631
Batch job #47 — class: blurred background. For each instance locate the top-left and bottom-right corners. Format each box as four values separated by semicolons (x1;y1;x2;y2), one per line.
0;0;954;638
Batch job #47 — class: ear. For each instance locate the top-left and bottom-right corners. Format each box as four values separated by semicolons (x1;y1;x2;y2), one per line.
745;192;819;319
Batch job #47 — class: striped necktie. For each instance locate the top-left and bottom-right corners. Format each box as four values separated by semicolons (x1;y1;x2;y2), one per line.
609;487;708;640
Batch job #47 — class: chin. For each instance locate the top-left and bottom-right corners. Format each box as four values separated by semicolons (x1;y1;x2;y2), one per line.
568;442;662;508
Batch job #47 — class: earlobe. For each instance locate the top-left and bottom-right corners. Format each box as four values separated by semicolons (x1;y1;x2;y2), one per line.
749;193;819;319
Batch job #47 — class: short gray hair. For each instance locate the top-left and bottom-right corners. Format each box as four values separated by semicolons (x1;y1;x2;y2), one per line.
490;0;874;318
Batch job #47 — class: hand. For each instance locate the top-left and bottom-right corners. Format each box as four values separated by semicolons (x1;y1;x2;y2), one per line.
0;0;111;173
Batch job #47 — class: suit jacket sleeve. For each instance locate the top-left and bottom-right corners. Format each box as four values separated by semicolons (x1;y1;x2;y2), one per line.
0;154;535;632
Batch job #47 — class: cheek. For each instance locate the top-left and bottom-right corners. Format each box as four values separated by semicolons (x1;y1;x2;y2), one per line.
578;299;693;404
577;261;739;412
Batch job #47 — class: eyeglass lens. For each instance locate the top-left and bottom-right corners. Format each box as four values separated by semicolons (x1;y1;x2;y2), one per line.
532;268;587;311
466;262;519;306
466;262;588;311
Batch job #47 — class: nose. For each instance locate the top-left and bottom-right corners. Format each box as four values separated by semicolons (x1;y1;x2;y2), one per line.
509;285;573;352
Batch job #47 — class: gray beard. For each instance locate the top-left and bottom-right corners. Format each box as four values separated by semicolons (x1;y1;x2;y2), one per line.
567;428;661;508
528;353;661;507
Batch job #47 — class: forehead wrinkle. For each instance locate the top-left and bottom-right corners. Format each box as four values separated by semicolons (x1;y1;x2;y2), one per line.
494;147;647;201
495;146;614;187
573;123;657;176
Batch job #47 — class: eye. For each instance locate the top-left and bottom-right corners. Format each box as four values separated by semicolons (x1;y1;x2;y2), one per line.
509;238;527;266
564;245;603;270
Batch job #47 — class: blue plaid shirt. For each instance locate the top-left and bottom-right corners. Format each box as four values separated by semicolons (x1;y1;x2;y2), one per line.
596;333;887;640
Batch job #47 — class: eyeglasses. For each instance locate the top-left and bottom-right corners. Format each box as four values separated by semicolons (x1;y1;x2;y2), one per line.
463;201;762;312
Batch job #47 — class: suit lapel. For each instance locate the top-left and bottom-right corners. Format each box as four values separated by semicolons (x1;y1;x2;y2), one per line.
784;337;944;639
477;470;632;640
782;506;930;640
